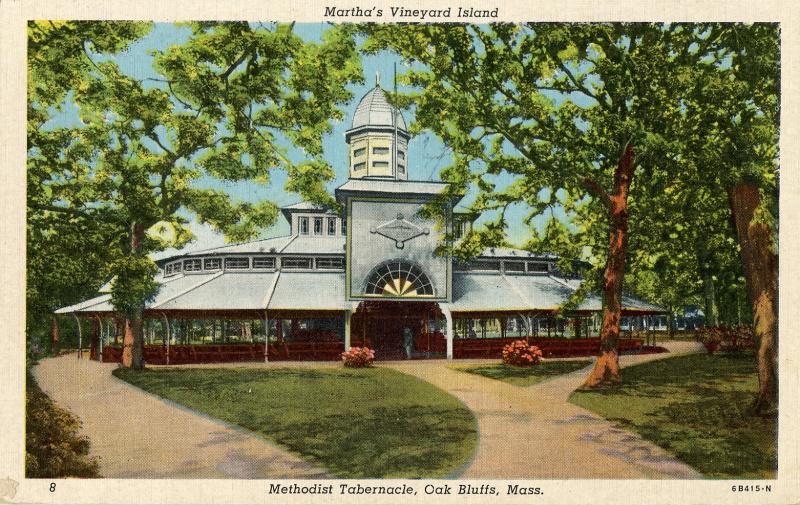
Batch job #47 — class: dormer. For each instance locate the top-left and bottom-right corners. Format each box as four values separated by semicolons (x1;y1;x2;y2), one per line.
280;202;344;237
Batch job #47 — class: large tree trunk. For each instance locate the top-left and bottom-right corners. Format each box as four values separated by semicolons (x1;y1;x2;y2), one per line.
581;144;636;388
120;223;146;370
728;181;778;414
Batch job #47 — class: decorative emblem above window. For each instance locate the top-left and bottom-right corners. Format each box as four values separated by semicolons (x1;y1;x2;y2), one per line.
370;213;429;249
364;260;434;297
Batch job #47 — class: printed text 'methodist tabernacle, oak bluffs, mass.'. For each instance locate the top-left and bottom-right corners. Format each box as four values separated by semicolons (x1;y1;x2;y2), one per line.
323;6;500;19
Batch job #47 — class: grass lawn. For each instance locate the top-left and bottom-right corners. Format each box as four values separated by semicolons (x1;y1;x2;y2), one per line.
113;366;476;478
453;360;592;387
569;352;776;478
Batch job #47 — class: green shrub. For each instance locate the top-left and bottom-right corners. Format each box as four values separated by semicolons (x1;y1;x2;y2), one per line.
25;369;100;478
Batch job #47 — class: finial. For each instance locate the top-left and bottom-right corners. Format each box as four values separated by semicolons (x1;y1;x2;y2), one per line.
376;71;380;87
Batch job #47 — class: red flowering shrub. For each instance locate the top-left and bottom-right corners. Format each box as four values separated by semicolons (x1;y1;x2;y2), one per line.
341;347;375;368
502;340;543;367
696;326;756;354
697;326;724;354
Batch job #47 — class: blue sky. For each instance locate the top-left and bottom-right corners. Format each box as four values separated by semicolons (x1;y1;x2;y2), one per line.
48;22;570;255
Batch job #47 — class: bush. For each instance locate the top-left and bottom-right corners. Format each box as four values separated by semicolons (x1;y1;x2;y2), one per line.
341;347;375;368
26;369;100;478
696;326;756;354
501;340;543;367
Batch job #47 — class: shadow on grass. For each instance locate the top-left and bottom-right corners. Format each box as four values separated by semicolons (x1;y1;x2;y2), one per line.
456;360;592;387
570;352;776;478
114;366;477;478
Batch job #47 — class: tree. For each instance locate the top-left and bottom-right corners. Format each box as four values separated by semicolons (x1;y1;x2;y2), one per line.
676;23;779;412
27;21;151;350
362;23;711;386
28;22;363;368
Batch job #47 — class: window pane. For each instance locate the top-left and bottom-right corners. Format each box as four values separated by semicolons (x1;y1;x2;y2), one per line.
184;259;202;271
316;257;343;269
468;260;500;271
204;258;221;270
372;161;389;168
527;262;549;273
353;162;366;171
504;262;525;273
353;147;366;157
314;217;322;234
373;147;390;154
281;257;313;269
253;257;275;269
225;257;250;269
341;218;347;235
172;262;182;273
398;150;405;160
327;218;336;235
364;260;434;296
398;164;405;173
300;217;309;234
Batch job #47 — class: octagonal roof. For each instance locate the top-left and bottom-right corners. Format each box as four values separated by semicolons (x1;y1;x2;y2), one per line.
351;85;407;131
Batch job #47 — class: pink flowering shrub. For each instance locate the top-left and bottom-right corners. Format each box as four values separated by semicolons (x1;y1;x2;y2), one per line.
341;347;375;368
502;340;543;367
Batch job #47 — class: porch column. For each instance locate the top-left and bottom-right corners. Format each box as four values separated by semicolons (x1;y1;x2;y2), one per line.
263;312;270;363
72;313;83;359
443;308;454;360
344;310;352;351
161;313;170;366
96;315;104;362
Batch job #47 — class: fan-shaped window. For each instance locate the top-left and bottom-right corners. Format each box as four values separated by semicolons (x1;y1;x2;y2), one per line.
364;260;434;297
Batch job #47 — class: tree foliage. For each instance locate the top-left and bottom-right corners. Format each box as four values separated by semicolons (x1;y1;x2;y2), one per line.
27;22;363;365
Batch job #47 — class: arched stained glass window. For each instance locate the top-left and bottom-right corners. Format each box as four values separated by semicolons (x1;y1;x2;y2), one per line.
364;260;434;297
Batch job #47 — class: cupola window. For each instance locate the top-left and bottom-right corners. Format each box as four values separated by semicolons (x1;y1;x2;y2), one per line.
316;257;344;270
253;257;276;269
204;258;221;270
183;259;202;272
504;261;525;273
224;257;250;269
527;261;549;273
282;257;313;269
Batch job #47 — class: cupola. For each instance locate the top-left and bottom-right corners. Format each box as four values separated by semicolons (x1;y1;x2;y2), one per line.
345;73;410;180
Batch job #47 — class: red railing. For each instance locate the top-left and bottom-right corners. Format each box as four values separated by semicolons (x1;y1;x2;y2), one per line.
452;337;642;358
102;341;344;364
100;337;644;363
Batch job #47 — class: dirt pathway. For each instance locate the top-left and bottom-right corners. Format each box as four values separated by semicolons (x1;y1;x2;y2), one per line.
385;341;705;479
32;354;327;479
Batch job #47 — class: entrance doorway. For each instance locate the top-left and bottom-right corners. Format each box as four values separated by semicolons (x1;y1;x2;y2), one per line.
351;301;444;360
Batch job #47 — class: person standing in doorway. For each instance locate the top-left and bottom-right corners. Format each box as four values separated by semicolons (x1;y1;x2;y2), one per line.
403;327;413;360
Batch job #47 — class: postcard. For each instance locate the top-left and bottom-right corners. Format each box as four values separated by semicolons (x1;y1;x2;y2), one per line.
1;0;797;503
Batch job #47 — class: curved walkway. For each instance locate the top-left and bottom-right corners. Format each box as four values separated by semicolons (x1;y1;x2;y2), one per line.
385;341;705;479
32;354;327;478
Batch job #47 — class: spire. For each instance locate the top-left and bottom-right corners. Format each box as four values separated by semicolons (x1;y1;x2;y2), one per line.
376;71;380;87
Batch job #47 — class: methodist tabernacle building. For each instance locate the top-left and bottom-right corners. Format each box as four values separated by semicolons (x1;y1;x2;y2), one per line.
55;80;664;363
